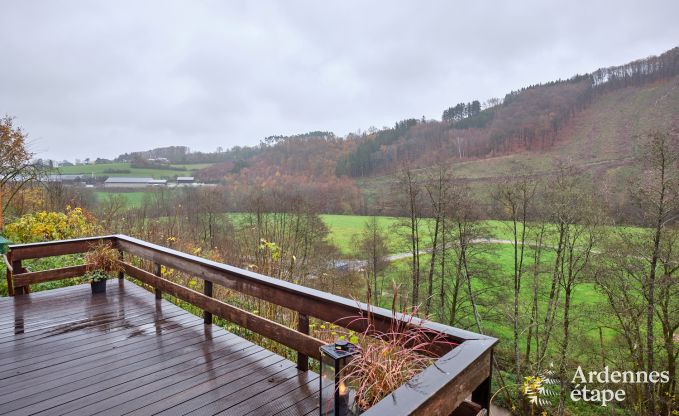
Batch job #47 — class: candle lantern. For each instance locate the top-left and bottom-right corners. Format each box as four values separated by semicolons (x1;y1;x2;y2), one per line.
319;339;360;416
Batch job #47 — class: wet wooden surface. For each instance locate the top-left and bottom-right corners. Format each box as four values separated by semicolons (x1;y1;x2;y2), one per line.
0;280;319;415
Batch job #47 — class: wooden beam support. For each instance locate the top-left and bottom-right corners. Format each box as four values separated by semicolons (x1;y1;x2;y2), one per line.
12;259;25;295
203;280;213;325
9;236;116;261
451;400;484;416
297;313;309;371
115;236;489;353
471;351;493;411
118;250;125;279
153;262;162;300
12;264;91;287
120;261;324;360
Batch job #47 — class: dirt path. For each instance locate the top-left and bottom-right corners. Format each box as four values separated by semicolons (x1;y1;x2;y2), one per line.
341;238;516;269
490;404;513;416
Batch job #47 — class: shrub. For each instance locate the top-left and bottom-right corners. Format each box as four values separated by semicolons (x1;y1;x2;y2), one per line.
5;207;97;243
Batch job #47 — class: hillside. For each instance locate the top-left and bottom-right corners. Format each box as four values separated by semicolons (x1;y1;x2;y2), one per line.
361;73;679;193
106;47;679;213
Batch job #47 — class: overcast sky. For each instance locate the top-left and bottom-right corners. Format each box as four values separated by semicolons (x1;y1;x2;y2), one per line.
1;1;678;161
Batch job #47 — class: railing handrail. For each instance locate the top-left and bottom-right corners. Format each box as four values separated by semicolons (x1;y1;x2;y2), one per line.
6;235;498;415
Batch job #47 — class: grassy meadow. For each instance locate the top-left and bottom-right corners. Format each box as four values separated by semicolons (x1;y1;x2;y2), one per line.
53;162;213;178
320;214;628;371
94;191;148;208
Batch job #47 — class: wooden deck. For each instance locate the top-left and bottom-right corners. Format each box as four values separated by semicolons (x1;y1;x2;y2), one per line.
0;280;319;416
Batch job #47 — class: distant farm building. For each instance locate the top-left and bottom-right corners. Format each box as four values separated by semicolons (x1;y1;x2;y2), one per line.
104;177;167;188
176;176;195;185
46;174;86;183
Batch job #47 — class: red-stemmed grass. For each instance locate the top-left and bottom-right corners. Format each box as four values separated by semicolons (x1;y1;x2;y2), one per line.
332;284;459;411
84;241;122;276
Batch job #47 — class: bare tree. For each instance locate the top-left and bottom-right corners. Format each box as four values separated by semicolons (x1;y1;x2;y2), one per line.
354;216;389;305
493;169;537;385
423;163;452;315
393;163;422;308
596;130;679;415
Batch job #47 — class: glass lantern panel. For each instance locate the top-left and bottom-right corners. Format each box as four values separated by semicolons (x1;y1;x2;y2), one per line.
320;352;337;416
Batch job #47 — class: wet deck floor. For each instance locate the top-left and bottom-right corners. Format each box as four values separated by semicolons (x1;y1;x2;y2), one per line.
0;280;319;415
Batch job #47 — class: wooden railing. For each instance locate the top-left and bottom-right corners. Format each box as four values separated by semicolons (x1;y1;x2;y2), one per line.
5;235;498;416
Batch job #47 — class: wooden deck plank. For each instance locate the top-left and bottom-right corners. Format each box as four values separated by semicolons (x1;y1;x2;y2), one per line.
170;363;304;416
0;312;198;365
0;285;167;338
0;283;164;327
0;324;228;398
0;331;242;408
0;319;211;381
6;338;255;415
0;306;197;352
219;370;319;416
0;281;319;416
279;397;321;416
99;348;279;415
250;377;321;416
0;305;197;357
124;353;290;416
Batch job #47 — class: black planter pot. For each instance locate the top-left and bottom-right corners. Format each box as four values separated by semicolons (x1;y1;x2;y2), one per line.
91;280;107;294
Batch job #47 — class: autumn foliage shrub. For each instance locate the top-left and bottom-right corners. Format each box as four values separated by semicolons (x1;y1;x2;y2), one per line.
4;207;97;243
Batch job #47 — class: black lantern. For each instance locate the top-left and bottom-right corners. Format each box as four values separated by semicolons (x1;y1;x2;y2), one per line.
319;340;360;416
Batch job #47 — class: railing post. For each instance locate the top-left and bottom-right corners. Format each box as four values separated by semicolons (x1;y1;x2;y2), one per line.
472;351;493;410
117;249;124;279
13;259;25;296
153;262;162;300
297;313;309;371
203;280;213;325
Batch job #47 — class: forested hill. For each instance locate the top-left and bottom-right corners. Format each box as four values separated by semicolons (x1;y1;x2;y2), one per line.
121;47;679;192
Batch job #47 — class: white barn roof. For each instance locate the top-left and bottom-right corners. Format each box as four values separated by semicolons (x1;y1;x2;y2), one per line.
104;177;154;184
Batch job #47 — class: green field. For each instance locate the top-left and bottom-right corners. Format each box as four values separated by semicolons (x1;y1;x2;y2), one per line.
94;191;148;208
322;214;555;256
320;214;635;373
54;162;213;178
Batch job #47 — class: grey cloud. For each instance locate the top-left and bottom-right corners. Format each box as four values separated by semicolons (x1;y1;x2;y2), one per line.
1;0;678;161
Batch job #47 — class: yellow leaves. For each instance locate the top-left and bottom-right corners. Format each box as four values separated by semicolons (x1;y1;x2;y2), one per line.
258;239;281;261
5;207;97;243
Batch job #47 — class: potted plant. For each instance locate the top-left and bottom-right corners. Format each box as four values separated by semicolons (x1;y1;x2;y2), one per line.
318;287;457;414
83;242;122;294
